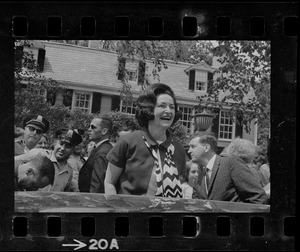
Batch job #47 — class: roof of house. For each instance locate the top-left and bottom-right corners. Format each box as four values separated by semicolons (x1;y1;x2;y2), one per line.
39;41;255;106
184;60;216;73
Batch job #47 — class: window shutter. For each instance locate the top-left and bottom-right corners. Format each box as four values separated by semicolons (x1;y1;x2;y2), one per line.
235;119;243;138
91;92;102;114
211;109;220;138
37;48;46;72
63;89;73;107
138;61;146;85
188;70;195;91
117;58;126;80
111;95;121;111
207;72;213;93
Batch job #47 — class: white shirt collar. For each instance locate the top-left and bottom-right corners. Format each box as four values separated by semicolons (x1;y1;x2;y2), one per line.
206;154;217;171
94;138;109;148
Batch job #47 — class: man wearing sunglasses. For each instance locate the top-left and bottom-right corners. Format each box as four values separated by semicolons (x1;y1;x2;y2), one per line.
78;115;113;193
15;114;50;156
15;128;82;192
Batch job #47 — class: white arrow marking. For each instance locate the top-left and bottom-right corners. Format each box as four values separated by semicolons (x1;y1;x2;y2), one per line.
62;239;87;250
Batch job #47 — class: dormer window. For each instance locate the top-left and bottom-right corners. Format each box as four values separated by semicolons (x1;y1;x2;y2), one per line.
185;60;214;93
118;58;146;85
125;60;139;83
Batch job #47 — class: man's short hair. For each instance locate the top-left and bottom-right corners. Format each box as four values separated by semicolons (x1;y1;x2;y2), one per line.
33;154;55;185
190;131;218;153
96;115;113;135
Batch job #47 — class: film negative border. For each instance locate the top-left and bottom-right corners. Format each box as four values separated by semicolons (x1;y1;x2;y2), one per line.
9;14;299;38
4;214;295;250
11;215;295;238
0;1;297;251
0;2;298;39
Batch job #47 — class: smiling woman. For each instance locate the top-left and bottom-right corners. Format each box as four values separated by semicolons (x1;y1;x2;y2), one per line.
104;83;186;198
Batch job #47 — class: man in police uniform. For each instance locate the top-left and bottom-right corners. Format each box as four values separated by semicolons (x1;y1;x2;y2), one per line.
15;128;82;192
15;114;50;156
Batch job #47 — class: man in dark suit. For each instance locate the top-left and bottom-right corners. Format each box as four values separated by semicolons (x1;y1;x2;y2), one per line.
78;115;113;193
188;132;268;204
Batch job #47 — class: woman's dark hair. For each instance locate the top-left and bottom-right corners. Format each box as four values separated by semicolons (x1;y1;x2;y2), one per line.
135;83;181;127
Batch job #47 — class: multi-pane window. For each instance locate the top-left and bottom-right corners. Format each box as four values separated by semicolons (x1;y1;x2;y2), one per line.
195;81;206;91
178;105;193;134
125;60;138;82
194;70;207;92
219;110;235;140
121;100;136;115
73;92;91;113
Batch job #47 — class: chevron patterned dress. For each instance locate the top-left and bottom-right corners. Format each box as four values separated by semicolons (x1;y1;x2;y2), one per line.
142;135;183;198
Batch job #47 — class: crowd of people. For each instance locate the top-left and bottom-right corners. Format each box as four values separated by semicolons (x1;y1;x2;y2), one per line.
14;83;270;205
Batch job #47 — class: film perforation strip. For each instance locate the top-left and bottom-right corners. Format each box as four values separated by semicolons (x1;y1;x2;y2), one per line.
47;216;62;237
216;16;231;37
11;215;295;238
148;16;164;37
81;17;96;37
250;16;265;37
216;216;231;236
114;217;129;237
47;17;62;37
81;217;96;237
11;15;298;38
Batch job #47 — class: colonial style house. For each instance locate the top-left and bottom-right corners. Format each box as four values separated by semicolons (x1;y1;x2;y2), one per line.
24;40;257;151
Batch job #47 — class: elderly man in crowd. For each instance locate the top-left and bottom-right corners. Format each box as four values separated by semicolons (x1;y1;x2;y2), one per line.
15;128;82;192
188;132;268;204
15;114;50;156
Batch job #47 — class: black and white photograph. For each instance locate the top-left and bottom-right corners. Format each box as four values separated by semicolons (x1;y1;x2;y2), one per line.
0;1;296;251
14;40;271;213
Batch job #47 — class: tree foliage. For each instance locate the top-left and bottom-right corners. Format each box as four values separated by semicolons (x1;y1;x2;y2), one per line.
208;41;270;150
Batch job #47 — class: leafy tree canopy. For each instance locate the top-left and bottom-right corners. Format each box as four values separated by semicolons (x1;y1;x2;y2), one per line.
211;40;270;149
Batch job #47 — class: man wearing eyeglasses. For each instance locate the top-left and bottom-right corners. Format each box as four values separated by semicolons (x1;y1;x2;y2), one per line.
14;114;50;156
78;115;113;193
